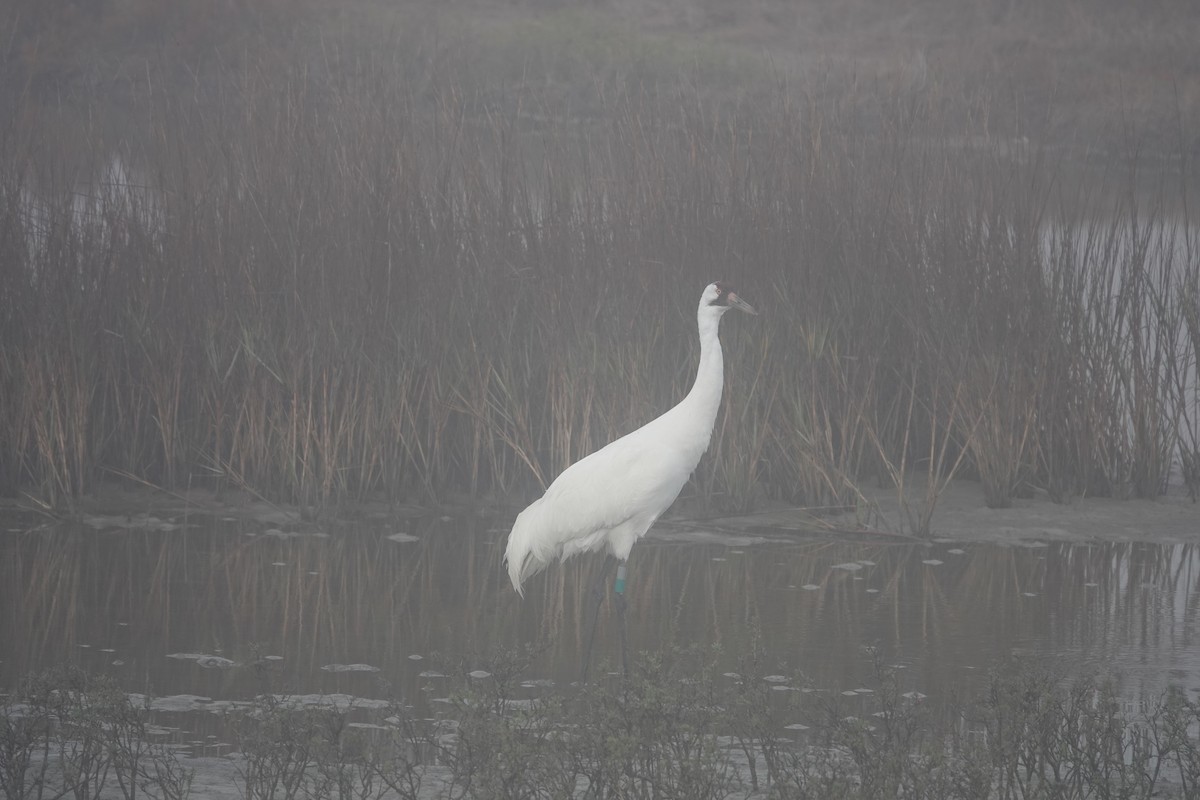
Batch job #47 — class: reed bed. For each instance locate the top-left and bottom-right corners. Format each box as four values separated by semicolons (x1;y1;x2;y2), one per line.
1;45;1197;526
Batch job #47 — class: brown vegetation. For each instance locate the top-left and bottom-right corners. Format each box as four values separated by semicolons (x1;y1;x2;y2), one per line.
0;2;1198;529
5;654;1200;798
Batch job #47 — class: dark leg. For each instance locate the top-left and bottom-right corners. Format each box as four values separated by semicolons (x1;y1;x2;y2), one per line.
580;557;611;683
614;562;629;677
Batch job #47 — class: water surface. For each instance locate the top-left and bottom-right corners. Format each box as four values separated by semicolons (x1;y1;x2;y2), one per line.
2;509;1198;744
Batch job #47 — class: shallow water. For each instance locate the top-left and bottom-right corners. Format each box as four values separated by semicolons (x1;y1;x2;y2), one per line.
2;509;1199;744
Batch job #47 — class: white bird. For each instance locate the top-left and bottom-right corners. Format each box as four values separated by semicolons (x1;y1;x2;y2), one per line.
503;281;757;674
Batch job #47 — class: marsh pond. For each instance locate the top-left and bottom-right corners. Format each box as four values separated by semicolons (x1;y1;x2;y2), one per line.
2;486;1199;798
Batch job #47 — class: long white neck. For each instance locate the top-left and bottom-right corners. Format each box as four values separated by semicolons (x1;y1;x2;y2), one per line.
672;308;725;435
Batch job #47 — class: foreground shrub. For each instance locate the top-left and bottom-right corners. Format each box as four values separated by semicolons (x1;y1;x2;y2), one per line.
5;654;1200;798
0;666;192;800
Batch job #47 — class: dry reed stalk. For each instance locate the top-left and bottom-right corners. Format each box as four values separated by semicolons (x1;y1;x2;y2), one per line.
959;356;1042;508
0;50;1196;521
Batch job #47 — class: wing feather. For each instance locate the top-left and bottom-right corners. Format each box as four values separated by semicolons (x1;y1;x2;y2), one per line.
504;426;694;594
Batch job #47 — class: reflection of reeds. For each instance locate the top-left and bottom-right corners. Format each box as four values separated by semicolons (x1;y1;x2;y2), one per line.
5;519;1197;712
1;44;1197;517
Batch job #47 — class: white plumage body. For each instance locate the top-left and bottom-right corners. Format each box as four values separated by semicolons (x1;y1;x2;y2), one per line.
504;282;755;596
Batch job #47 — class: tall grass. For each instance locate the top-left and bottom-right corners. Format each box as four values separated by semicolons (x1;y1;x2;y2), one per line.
0;45;1197;524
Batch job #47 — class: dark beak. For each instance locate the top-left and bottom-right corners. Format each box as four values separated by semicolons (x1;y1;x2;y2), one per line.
727;292;758;315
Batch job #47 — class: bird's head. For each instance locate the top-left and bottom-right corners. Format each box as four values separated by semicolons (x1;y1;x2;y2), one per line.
703;282;758;316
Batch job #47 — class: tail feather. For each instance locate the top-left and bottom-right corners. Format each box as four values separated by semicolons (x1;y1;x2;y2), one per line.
505;496;619;596
504;503;548;597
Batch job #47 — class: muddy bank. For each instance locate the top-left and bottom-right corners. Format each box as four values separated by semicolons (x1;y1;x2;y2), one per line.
4;477;1195;547
709;477;1199;545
